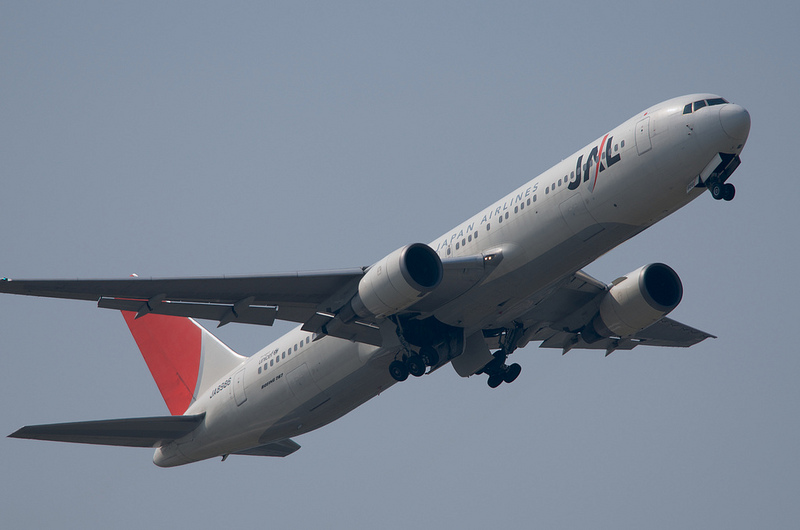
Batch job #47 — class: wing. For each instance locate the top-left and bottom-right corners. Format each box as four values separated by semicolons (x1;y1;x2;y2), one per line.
508;270;715;355
533;317;715;355
0;270;363;323
8;414;205;448
0;270;378;342
0;256;495;346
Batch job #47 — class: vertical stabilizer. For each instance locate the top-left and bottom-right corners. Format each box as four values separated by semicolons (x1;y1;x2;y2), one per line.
122;312;246;415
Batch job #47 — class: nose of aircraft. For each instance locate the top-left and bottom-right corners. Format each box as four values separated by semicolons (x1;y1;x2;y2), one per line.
719;104;751;142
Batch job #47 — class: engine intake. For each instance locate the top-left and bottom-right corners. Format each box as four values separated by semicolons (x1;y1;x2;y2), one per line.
582;263;683;343
350;243;443;319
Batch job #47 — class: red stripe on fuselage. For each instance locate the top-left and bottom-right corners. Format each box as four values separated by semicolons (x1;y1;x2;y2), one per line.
593;133;609;191
122;312;201;415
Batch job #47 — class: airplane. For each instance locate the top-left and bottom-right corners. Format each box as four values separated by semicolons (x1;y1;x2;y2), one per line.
1;93;750;467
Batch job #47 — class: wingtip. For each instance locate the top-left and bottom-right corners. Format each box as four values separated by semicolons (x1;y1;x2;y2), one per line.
8;426;30;439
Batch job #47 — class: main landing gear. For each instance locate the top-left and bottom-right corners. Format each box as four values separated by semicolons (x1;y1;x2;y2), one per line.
389;346;440;382
477;350;522;389
708;179;735;201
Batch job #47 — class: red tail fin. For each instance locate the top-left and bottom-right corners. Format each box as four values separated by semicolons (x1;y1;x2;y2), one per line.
122;312;202;415
122;312;247;415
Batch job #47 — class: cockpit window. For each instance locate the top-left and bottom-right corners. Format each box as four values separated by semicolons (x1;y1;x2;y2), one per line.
683;97;730;115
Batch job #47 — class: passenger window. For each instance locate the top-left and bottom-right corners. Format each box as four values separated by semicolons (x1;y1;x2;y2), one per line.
683;103;692;114
294;345;297;352
545;187;549;195
693;100;706;111
527;198;531;205
468;235;472;242
282;352;286;359
514;206;518;213
258;366;262;374
270;359;274;366
498;215;503;223
504;212;509;219
456;243;460;249
462;238;466;246
474;231;478;239
620;140;625;148
486;223;490;231
306;337;310;344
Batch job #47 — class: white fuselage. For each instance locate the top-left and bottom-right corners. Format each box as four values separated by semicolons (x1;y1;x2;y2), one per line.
155;94;749;466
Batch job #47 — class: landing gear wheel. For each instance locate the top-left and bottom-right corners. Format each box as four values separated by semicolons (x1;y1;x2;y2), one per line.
503;363;522;384
406;355;426;377
710;181;724;200
389;360;409;382
482;351;506;375
487;374;504;389
419;346;439;367
722;183;735;201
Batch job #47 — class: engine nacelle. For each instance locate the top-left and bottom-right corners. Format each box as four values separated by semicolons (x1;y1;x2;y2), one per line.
350;243;443;319
582;263;683;342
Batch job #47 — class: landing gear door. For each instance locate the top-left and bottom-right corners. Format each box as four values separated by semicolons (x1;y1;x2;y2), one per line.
286;363;328;411
559;194;601;241
451;332;493;377
233;369;247;406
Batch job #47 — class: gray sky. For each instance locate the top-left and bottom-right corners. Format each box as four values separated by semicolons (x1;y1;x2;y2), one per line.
2;2;797;528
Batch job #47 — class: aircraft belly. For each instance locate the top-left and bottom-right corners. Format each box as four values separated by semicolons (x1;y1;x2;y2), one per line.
256;356;398;443
164;342;397;463
434;222;639;330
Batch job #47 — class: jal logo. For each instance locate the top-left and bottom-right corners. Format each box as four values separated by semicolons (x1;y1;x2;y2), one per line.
567;134;621;193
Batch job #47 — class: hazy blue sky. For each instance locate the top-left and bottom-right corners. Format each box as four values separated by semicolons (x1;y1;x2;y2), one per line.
2;2;798;529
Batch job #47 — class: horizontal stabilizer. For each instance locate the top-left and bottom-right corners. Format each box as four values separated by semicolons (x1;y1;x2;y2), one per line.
233;439;301;457
8;414;205;448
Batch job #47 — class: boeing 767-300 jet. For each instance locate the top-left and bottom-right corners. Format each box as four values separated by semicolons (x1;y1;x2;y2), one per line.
1;94;750;466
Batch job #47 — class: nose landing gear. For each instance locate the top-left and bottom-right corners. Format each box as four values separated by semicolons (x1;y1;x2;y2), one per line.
701;152;740;202
709;179;735;201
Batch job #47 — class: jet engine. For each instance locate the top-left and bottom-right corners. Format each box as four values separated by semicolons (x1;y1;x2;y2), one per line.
581;263;683;343
350;243;443;319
